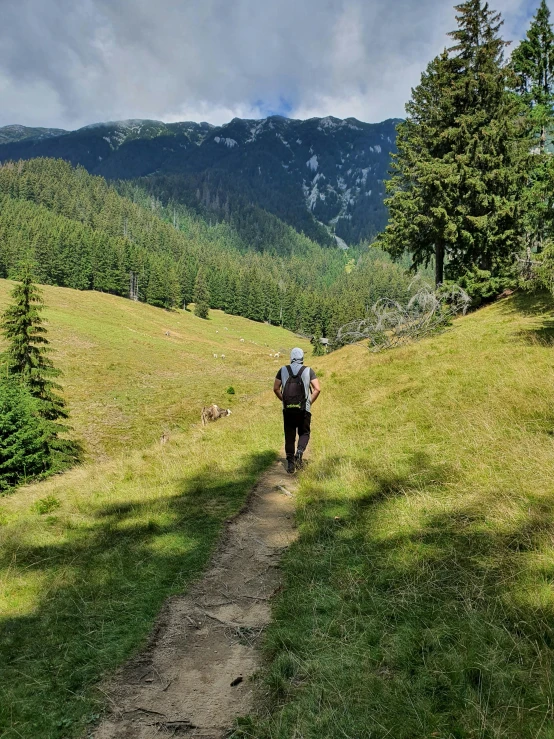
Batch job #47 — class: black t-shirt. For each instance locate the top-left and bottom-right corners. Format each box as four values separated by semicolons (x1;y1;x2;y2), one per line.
275;366;317;382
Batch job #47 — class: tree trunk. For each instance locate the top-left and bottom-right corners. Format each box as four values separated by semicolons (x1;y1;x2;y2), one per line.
538;125;546;254
435;242;444;287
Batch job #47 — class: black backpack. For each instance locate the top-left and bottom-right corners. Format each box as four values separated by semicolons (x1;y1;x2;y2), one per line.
282;365;308;410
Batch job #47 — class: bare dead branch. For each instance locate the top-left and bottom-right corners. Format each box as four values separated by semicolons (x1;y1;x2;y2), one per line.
335;283;471;352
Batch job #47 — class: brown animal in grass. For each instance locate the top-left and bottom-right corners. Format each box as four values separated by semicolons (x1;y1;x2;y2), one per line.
201;404;232;426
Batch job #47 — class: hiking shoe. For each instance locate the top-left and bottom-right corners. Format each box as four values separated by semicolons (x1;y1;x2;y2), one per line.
294;450;304;470
286;458;295;474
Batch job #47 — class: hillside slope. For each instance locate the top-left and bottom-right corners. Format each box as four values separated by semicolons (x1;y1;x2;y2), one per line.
0;281;311;738
5;283;552;738
244;292;554;739
0;280;309;459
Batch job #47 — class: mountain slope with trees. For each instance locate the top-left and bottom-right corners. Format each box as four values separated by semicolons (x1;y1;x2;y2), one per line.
0;158;415;343
0;116;398;246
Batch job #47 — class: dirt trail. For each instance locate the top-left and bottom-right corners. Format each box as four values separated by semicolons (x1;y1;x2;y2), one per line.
94;460;298;739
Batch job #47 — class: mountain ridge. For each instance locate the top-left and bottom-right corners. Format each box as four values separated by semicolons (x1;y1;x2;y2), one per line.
0;124;68;144
0;115;399;244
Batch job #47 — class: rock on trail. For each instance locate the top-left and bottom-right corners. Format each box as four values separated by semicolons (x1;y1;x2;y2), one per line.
93;461;298;739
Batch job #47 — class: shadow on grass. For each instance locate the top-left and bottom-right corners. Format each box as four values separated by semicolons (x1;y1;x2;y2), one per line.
500;289;554;316
498;290;554;345
250;452;554;739
0;449;276;739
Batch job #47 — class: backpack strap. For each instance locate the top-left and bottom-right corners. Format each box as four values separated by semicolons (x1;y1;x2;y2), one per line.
287;365;307;379
285;365;306;380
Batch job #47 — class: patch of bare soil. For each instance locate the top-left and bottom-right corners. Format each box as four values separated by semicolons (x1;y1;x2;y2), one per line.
93;460;298;739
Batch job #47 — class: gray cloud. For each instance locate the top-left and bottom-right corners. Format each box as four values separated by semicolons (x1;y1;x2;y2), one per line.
0;0;534;129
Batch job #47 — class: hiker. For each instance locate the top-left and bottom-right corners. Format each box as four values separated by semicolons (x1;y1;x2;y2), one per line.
273;347;321;474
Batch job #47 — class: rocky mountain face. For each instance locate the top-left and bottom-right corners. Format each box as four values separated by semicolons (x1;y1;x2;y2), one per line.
0;115;398;245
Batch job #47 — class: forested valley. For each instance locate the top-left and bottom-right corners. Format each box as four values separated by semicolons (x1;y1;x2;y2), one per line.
0;158;414;343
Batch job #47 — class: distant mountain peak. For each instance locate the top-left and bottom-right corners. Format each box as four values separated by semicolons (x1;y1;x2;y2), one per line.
0;124;68;144
80;118;164;130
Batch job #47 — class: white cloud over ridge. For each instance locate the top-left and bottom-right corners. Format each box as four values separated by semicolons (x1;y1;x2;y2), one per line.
0;0;536;129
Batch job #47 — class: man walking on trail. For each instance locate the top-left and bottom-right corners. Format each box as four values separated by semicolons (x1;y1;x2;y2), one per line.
274;347;321;474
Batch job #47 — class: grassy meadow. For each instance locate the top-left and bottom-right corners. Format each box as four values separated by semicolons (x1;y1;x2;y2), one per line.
240;292;554;739
4;277;554;739
0;280;303;460
0;279;310;738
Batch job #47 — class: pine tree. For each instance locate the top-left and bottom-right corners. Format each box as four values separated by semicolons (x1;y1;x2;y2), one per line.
145;259;167;308
380;52;456;285
0;266;68;422
381;1;529;285
0;376;51;491
512;0;554;252
193;268;210;319
247;270;265;322
512;0;554;155
445;0;529;275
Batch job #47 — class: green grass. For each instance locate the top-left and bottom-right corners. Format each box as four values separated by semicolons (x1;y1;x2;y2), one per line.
0;280;304;460
240;292;554;739
5;279;554;739
0;280;310;738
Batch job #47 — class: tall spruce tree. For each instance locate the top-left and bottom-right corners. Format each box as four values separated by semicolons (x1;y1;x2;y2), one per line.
193;268;210;319
0;266;68;422
380;51;456;285
511;0;554;252
381;0;529;285
512;0;554;154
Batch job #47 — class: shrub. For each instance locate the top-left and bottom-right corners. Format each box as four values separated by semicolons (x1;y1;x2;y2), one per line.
446;266;518;307
226;386;236;395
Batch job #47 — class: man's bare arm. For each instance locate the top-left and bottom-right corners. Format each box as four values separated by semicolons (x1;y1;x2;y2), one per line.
273;378;283;401
310;378;321;405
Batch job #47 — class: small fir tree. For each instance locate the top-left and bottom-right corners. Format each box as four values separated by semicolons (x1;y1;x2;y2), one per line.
311;327;326;356
0;377;51;491
193;268;211;319
0;266;68;422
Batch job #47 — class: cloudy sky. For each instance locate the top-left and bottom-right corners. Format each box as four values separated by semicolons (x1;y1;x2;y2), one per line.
0;0;539;130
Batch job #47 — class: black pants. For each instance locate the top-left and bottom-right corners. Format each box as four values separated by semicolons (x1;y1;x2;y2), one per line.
283;409;311;460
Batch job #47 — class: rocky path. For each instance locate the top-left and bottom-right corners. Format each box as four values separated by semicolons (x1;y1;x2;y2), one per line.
93;460;298;738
